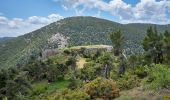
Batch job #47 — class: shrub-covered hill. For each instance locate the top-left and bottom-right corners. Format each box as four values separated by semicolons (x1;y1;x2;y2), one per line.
1;44;169;99
0;16;170;68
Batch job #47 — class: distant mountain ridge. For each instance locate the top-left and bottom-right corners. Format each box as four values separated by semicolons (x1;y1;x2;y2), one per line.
0;16;170;68
0;37;14;42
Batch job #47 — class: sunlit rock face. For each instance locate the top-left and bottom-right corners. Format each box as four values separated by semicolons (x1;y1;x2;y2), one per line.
48;33;69;49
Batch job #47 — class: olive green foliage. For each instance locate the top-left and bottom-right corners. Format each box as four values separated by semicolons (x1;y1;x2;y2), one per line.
65;71;84;90
1;51;74;99
145;64;170;90
75;52;114;81
0;68;31;99
134;65;148;78
97;52;112;65
84;77;120;99
55;89;90;100
23;53;77;82
117;72;140;90
77;61;99;81
67;79;83;90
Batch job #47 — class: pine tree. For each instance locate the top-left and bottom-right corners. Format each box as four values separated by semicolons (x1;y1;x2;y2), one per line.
143;26;164;64
110;30;124;56
163;30;170;63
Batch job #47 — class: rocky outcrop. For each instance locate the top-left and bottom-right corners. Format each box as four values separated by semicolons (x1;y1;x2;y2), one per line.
48;33;69;49
82;45;113;56
41;49;59;60
40;33;69;59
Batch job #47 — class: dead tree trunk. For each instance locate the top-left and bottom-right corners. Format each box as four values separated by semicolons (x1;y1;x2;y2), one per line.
104;64;111;79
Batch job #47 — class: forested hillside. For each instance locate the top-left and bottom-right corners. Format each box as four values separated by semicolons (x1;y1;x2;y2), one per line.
0;27;170;99
0;16;170;68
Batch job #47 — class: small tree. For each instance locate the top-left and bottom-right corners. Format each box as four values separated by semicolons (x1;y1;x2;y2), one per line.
0;68;31;100
97;53;113;78
66;57;76;70
128;54;137;69
110;30;124;56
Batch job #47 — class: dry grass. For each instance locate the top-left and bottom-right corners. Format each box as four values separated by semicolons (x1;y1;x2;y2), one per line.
116;86;170;100
76;57;87;69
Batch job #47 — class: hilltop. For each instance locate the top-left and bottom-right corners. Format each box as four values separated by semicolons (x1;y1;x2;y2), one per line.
0;16;170;68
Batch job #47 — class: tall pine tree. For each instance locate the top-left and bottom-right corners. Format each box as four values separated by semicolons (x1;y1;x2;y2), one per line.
163;30;170;63
110;30;124;56
143;26;164;64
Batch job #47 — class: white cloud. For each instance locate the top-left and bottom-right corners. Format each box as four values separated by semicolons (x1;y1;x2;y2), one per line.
62;5;69;10
0;13;63;37
75;7;86;16
27;14;63;25
48;13;63;22
56;0;170;24
28;16;49;24
130;0;170;24
0;16;8;24
93;10;101;18
8;18;23;28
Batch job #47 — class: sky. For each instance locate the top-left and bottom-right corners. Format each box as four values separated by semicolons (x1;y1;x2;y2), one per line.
0;0;170;37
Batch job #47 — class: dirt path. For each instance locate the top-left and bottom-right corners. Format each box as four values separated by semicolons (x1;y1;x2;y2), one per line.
76;57;87;69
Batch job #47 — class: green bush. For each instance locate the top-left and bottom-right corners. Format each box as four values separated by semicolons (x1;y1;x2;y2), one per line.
145;64;170;90
117;72;140;90
63;49;71;55
55;89;90;100
31;82;48;95
84;77;120;99
77;61;99;81
110;70;119;80
134;65;148;78
67;79;83;90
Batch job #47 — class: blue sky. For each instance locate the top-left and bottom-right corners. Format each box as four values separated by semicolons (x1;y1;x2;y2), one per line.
0;0;170;37
0;0;137;18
